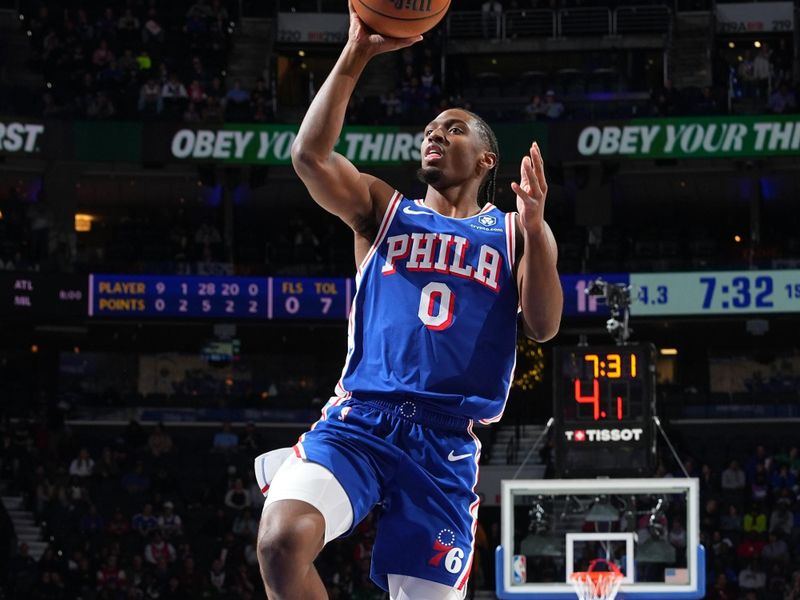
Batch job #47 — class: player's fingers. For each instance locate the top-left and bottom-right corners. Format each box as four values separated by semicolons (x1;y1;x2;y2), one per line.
511;181;537;205
519;155;531;188
532;142;548;196
525;154;543;199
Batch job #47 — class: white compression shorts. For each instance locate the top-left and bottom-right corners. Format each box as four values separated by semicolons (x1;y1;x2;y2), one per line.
255;449;468;600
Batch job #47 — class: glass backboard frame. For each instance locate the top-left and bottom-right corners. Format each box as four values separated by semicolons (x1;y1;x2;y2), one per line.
497;478;705;599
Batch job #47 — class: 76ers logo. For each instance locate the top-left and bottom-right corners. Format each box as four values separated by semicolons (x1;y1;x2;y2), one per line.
429;529;465;574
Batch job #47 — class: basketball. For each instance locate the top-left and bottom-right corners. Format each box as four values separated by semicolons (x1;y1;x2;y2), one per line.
353;0;451;38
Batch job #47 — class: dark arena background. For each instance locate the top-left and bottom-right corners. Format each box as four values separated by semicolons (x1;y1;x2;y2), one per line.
1;0;799;599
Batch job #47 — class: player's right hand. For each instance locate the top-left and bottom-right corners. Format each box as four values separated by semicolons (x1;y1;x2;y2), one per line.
347;1;423;57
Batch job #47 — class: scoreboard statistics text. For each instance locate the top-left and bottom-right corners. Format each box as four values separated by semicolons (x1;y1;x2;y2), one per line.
88;275;351;320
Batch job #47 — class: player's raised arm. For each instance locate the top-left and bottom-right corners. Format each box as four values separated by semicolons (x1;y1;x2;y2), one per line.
513;142;563;342
290;3;421;231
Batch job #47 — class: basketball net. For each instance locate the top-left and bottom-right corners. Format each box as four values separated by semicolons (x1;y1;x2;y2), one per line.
569;558;623;600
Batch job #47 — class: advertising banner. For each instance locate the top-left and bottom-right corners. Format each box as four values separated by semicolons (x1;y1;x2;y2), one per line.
716;2;794;33
4;116;800;164
561;115;800;160
276;12;349;43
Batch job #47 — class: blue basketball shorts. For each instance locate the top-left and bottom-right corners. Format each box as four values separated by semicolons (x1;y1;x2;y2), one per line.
292;395;482;592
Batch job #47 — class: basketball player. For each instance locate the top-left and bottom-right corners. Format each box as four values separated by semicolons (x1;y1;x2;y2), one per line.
253;5;562;599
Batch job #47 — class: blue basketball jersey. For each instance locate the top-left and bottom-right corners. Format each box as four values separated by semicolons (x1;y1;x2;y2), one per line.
335;191;519;424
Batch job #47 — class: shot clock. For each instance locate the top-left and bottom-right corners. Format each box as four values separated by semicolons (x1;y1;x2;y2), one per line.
553;344;657;478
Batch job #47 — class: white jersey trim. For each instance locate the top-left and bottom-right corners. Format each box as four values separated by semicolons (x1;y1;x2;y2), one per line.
335;190;403;401
480;212;518;425
357;190;403;277
456;421;482;591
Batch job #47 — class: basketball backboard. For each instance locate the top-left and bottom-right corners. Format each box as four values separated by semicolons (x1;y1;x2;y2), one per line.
496;478;705;599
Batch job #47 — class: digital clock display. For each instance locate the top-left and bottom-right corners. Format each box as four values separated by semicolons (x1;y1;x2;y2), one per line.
553;344;657;477
560;348;647;422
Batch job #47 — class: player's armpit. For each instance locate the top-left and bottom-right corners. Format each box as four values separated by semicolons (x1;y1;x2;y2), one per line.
291;149;394;236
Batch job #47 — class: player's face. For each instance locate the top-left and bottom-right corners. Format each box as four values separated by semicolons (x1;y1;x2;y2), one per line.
418;109;489;187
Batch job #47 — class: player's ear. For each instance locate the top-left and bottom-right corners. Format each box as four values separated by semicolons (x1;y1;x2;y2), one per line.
477;151;497;175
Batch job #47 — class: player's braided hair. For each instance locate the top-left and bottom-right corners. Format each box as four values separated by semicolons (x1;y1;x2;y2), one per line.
465;110;499;206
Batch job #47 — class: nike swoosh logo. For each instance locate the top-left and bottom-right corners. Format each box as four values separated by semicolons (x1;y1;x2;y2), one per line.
403;206;434;216
448;451;473;462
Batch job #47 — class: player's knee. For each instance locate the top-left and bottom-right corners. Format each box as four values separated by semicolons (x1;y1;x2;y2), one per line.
257;503;324;571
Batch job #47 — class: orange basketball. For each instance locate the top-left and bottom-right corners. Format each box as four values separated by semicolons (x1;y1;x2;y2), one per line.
353;0;451;38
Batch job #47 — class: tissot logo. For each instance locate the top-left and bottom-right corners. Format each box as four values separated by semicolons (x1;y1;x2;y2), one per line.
0;122;44;153
564;428;644;442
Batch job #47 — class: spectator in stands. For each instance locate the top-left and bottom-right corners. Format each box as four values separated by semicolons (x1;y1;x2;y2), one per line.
738;52;756;98
751;463;770;502
737;532;766;561
744;504;768;534
139;78;163;115
224;477;251;513
117;8;141;46
767;82;796;114
79;503;106;540
184;101;201;121
95;7;117;42
769;497;793;537
67;555;95;598
132;502;159;538
239;422;262;454
224;79;251;120
204;96;224;122
86;91;116;119
524;94;545;121
136;49;153;73
752;46;772;99
107;507;131;539
542;90;565;120
762;531;790;565
142;9;166;50
68;447;95;478
212;421;239;452
739;560;767;593
147;422;173;459
97;553;127;592
41;92;62;118
161;73;189;118
187;0;214;20
158;501;183;540
232;506;259;539
121;460;151;496
207;76;225;103
720;504;743;541
208;557;229;595
381;90;403;121
722;459;746;499
92;39;115;70
144;530;177;565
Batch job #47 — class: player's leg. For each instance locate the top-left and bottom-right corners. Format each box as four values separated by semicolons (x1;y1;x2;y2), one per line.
370;414;481;596
256;454;354;600
258;499;327;599
388;574;467;600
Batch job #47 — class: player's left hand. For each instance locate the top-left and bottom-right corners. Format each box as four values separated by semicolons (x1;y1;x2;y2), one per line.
511;141;547;237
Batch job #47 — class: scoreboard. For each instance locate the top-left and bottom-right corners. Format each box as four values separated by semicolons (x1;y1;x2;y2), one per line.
86;274;352;320
0;272;87;317
553;344;657;478
90;275;269;318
